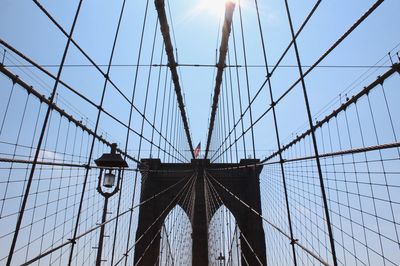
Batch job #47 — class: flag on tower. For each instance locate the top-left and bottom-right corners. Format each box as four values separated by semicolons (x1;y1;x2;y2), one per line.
194;142;201;158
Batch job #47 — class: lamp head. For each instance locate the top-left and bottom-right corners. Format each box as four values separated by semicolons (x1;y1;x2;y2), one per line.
95;143;128;168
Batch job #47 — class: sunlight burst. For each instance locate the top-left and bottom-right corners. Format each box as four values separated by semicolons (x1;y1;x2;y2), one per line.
181;0;242;24
195;0;236;18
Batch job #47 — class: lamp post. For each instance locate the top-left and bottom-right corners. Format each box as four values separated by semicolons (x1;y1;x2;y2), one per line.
217;252;225;266
94;143;128;266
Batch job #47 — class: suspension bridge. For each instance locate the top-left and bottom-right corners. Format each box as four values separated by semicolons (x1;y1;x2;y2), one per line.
0;0;399;265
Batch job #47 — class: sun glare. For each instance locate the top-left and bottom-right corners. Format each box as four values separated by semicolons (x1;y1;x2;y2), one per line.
204;0;226;17
183;0;241;24
196;0;236;18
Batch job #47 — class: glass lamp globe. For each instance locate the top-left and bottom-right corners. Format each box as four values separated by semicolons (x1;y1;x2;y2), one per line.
103;171;116;188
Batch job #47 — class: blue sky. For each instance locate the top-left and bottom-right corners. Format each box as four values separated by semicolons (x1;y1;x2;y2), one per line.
1;0;399;160
1;1;400;265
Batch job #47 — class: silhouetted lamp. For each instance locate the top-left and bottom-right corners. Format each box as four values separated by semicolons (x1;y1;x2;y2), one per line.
95;143;128;192
94;143;128;266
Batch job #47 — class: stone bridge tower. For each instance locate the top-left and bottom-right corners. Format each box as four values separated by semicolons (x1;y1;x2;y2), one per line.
133;159;266;266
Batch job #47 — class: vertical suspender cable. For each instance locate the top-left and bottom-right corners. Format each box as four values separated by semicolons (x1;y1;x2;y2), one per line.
154;0;195;158
204;1;236;158
252;0;297;263
6;1;84;265
282;1;338;265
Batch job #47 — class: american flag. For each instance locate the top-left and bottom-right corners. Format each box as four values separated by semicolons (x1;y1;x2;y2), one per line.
194;142;201;158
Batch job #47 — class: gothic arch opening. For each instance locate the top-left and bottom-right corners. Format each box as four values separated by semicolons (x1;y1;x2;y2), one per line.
208;205;242;266
135;159;266;265
159;205;192;265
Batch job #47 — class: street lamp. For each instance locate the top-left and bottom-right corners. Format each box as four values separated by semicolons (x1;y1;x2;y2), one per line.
217;252;226;266
94;143;128;266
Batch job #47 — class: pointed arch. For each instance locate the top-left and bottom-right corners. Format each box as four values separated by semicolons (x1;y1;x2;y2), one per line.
159;205;192;265
208;205;242;266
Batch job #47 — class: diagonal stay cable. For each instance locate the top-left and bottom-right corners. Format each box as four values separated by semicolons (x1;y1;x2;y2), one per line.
133;171;195;266
209;0;321;161
206;63;400;171
20;171;193;265
204;172;264;265
261;63;399;164
205;171;331;266
252;0;298;263
159;224;175;264
240;232;263;266
114;172;196;265
0;64;140;163
204;0;236;158
226;222;239;264
154;0;195;158
16;0;188;161
5;2;84;263
210;0;384;162
0;40;187;162
283;0;337;263
133;227;163;266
